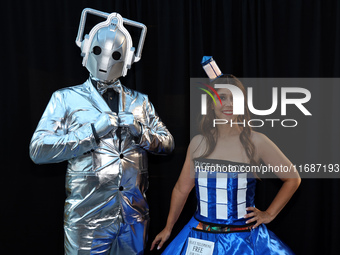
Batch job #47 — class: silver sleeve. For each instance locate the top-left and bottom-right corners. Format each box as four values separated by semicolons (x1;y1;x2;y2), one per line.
137;98;175;154
29;91;97;164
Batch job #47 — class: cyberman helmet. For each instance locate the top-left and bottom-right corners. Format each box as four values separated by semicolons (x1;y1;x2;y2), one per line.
75;8;147;82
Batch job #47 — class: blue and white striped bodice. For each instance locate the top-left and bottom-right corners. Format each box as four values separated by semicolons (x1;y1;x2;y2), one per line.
194;158;257;225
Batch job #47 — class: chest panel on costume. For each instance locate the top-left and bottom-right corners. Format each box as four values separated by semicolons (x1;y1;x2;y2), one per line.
194;158;256;225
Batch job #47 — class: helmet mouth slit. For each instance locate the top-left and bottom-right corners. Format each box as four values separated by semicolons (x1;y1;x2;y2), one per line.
99;69;107;73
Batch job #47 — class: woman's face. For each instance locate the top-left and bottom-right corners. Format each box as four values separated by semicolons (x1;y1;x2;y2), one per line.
212;88;238;121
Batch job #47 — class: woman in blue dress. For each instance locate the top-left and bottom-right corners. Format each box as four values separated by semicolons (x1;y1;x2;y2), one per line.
151;74;301;254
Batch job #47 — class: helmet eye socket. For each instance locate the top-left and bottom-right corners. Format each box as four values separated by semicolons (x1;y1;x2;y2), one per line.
93;46;102;55
112;51;121;60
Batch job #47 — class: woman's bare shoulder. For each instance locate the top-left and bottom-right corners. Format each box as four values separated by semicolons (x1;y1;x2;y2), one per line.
250;130;281;158
190;134;206;148
250;130;270;147
189;134;207;157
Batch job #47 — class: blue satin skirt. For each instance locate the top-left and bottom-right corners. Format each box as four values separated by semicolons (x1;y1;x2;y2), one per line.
162;217;294;255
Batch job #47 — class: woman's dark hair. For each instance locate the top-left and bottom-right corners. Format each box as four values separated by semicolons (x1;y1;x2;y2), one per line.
198;74;258;166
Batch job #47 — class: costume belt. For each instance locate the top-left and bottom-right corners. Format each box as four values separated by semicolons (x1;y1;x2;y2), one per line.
195;221;254;233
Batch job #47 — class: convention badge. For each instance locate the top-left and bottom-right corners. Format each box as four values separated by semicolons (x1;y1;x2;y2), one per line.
185;237;215;255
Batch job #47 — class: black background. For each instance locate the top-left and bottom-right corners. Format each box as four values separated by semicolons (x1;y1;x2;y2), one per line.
2;0;340;254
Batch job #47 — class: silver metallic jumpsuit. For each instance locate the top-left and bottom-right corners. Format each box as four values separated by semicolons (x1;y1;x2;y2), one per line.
29;78;174;254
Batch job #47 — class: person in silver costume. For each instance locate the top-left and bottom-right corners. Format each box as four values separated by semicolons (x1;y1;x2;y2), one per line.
29;8;174;255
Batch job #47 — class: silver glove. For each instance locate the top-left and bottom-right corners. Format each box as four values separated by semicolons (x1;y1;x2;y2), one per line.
93;112;118;138
118;112;142;138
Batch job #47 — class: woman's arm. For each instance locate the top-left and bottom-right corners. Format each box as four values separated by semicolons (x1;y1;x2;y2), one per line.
150;143;196;250
244;132;301;228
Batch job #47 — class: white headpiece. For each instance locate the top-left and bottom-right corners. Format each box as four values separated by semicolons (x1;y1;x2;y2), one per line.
201;56;223;80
